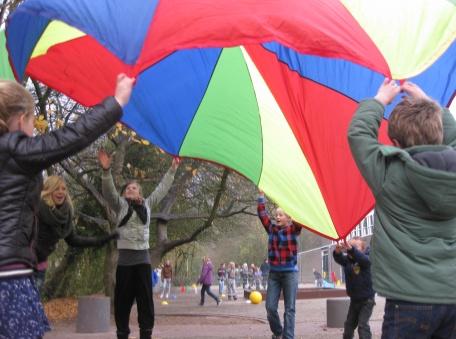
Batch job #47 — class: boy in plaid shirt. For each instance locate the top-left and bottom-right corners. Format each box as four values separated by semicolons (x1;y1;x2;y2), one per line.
258;191;301;339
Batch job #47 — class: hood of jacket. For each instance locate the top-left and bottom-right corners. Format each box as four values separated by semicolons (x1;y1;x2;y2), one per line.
384;145;456;220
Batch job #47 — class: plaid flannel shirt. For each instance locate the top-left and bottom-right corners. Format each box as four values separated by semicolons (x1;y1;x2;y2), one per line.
257;197;301;272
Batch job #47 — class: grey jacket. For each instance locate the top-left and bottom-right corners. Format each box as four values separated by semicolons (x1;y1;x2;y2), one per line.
102;166;176;250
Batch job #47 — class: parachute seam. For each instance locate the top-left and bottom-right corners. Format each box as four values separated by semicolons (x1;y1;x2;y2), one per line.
177;48;223;155
242;47;263;186
5;15;50;81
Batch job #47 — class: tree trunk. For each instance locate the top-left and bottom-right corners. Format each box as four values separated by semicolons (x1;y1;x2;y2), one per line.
103;242;117;303
150;245;165;269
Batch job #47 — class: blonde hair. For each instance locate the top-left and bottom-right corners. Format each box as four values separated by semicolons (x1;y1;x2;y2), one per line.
388;98;443;148
350;236;366;251
41;176;73;211
0;80;35;136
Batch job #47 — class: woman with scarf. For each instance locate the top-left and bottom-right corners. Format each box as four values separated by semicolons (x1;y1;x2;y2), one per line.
35;176;117;291
98;149;178;339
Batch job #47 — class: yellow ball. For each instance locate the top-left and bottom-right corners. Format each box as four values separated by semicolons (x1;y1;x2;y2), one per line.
249;291;262;304
161;300;168;305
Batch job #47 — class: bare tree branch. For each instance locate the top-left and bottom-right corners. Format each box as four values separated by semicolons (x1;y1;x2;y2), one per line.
150;206;255;222
158;168;230;254
76;212;110;233
0;1;8;24
60;160;117;226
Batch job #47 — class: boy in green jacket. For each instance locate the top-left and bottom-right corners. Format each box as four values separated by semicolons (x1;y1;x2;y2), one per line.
348;78;456;338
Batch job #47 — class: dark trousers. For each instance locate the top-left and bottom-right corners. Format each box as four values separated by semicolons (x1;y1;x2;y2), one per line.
382;299;456;339
114;264;154;339
343;298;375;339
200;284;218;305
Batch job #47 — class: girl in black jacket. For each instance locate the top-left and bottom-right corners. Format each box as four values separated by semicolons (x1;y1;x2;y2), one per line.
0;74;133;339
35;176;117;291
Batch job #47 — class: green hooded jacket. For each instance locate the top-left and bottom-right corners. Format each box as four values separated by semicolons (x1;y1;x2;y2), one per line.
348;99;456;304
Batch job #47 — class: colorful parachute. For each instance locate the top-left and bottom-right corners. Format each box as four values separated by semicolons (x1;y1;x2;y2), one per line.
0;31;14;80
5;0;456;239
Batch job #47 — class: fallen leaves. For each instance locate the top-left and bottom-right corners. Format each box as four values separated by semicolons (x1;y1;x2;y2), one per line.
44;298;78;321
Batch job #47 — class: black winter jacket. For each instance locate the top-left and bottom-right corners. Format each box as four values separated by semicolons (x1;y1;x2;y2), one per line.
0;97;121;270
36;199;116;264
333;247;375;300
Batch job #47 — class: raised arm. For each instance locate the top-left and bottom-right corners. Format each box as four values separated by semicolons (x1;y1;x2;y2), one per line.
332;247;349;266
347;247;371;269
12;75;134;173
99;149;126;213
101;168;126;213
348;79;400;195
291;222;302;235
145;158;179;210
257;192;272;233
11;97;121;173
65;229;117;248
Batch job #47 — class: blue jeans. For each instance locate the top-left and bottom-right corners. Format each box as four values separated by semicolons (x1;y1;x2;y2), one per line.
218;279;224;295
382;299;456;339
266;271;298;339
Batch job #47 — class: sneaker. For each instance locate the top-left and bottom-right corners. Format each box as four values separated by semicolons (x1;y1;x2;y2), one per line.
228;296;232;301
233;296;238;301
216;299;222;307
199;302;204;306
271;335;282;339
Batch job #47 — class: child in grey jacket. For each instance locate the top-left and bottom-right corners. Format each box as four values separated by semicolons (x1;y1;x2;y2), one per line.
99;150;178;339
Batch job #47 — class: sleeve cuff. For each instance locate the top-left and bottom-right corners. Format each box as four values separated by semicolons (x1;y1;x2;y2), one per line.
102;168;112;177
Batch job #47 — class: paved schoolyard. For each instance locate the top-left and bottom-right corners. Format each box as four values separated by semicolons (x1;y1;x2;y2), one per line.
45;287;385;338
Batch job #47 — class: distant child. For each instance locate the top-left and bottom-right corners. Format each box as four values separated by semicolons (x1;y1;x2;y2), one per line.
248;264;255;289
333;237;375;339
348;79;456;337
197;256;221;306
0;74;133;338
241;263;249;290
258;191;301;339
235;264;241;286
160;260;173;299
312;268;323;288
226;262;237;301
217;262;226;296
152;269;159;291
254;266;262;291
260;259;270;290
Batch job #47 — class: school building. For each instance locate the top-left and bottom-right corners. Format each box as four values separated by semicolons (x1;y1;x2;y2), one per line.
298;211;375;284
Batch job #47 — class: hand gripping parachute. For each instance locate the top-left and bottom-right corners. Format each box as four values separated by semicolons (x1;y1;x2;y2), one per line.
5;0;456;239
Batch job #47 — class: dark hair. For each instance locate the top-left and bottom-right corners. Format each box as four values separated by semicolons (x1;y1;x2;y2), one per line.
388;98;443;148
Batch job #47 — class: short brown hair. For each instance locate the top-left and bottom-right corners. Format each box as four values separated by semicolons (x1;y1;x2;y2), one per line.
0;80;35;135
388;98;443;148
120;180;143;196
